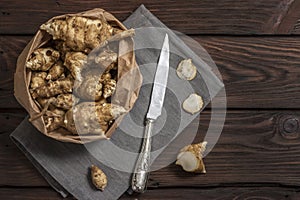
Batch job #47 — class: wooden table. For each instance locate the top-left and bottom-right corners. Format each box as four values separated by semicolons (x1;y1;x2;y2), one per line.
1;1;300;199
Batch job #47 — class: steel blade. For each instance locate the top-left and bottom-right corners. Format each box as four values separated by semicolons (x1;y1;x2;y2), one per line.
146;34;170;120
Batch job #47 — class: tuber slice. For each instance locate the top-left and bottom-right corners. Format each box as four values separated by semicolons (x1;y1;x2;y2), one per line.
26;48;60;71
182;93;203;114
176;141;207;173
176;59;197;81
91;165;107;191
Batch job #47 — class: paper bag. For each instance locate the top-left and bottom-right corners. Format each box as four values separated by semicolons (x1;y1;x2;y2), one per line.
14;8;142;144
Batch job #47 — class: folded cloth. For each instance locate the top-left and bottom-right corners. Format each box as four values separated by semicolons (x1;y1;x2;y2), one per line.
11;5;223;200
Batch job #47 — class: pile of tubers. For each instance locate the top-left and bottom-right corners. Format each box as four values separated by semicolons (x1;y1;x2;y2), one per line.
26;15;134;137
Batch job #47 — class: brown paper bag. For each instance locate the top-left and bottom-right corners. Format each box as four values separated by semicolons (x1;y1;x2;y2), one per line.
14;8;142;144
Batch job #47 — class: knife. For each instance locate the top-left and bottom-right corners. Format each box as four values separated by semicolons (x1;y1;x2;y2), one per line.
131;34;170;193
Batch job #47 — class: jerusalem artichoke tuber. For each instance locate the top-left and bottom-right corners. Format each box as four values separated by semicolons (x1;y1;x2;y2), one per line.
100;72;112;83
91;165;107;191
74;70;118;100
25;12;130;138
64;52;87;80
96;97;107;105
43;108;65;132
31;77;74;99
176;141;207;173
52;93;79;110
40;16;114;52
26;48;60;71
46;61;65;81
35;97;55;111
36;97;51;108
54;40;71;60
35;94;78;111
64;102;126;135
63;109;77;134
30;72;47;90
74;75;103;101
94;49;118;71
103;79;116;98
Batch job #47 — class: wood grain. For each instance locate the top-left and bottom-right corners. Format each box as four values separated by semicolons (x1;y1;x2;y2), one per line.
2;1;300;199
0;128;48;187
0;36;31;108
277;0;300;34
0;187;299;200
196;36;300;108
121;187;300;200
1;0;300;35
1;36;300;109
0;188;74;200
0;112;25;134
153;110;300;187
2;110;300;188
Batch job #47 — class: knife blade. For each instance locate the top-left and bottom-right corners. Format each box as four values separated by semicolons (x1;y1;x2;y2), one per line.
146;34;170;120
131;33;170;193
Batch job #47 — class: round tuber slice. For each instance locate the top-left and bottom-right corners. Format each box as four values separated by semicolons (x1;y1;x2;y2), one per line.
176;58;197;80
176;141;207;173
182;93;203;114
176;151;199;172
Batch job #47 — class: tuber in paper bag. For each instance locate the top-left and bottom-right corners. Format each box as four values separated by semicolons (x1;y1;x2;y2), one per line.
14;8;142;144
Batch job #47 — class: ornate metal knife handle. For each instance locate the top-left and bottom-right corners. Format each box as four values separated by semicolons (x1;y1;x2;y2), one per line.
131;118;154;193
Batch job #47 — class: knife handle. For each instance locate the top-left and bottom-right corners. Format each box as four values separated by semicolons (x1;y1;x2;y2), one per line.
131;118;154;193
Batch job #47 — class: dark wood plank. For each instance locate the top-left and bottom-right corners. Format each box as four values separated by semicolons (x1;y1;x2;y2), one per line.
0;112;25;134
2;110;300;187
0;36;31;108
1;0;300;35
196;36;300;108
0;188;74;200
292;19;300;34
278;0;300;34
0;124;48;187
151;110;300;187
121;187;300;200
0;187;299;200
1;36;300;109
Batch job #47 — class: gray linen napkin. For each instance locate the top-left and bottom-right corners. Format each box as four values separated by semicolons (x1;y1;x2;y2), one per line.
11;5;223;200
